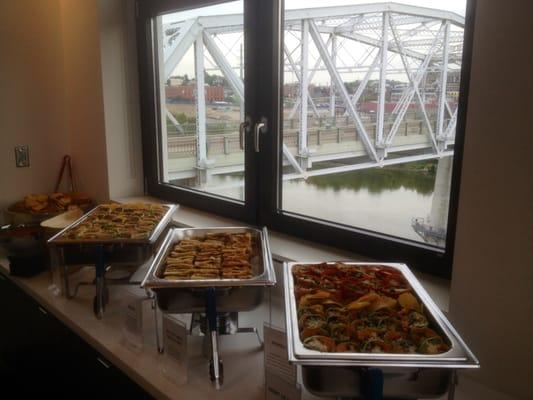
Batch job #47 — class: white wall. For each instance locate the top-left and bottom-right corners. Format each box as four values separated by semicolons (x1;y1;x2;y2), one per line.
0;1;70;222
449;1;533;399
0;0;143;215
98;0;144;199
59;0;109;203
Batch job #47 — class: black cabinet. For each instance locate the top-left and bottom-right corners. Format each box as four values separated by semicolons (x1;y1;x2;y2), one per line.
0;271;151;398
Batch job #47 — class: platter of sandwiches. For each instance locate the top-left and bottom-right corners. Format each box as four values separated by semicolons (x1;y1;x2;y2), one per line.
162;232;253;280
48;203;177;244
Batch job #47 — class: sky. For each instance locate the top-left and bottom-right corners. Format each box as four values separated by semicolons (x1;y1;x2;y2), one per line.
163;0;466;23
162;0;466;84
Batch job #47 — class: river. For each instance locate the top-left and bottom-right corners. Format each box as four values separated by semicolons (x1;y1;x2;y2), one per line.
282;163;437;243
186;160;443;246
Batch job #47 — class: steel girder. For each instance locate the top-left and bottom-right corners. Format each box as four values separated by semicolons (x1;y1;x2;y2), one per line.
283;44;321;119
299;20;310;156
162;4;462;35
437;21;451;143
308;19;379;162
376;12;389;151
194;38;207;166
385;22;444;150
202;31;244;102
164;18;203;80
161;3;464;174
287;36;333;121
166;108;184;134
387;18;442;153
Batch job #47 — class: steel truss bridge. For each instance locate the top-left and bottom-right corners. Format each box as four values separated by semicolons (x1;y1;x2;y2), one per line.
158;2;464;185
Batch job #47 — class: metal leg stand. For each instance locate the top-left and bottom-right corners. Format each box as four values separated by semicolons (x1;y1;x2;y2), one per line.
359;367;384;400
206;288;223;389
62;263;73;299
93;245;107;319
448;370;458;400
152;297;163;353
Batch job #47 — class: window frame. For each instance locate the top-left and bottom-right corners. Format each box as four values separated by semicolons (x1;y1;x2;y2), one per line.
135;0;261;223
136;0;477;279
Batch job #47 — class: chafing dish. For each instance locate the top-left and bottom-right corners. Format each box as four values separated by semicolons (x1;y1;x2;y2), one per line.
141;226;276;313
47;204;178;318
283;262;479;399
142;226;276;388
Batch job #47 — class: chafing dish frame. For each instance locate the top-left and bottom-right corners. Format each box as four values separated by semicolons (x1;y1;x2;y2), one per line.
284;262;479;369
141;226;276;313
46;204;178;318
141;226;276;388
47;203;178;246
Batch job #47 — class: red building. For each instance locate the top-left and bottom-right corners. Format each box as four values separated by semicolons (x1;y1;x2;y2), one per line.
166;85;224;102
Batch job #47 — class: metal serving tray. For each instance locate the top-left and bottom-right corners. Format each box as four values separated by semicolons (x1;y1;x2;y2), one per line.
48;204;178;246
47;204;177;265
284;262;479;369
141;226;276;313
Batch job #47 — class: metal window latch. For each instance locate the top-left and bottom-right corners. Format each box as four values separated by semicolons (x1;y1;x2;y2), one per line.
239;117;252;150
254;117;268;153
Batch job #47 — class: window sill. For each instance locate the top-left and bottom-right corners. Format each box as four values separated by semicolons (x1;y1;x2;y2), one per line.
114;195;451;312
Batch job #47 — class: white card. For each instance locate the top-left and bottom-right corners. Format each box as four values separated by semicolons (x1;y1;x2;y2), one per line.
163;314;188;363
125;295;143;335
264;324;297;385
161;314;188;385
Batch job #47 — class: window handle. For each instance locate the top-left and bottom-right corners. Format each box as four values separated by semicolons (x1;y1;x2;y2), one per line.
239;119;250;150
254;118;268;153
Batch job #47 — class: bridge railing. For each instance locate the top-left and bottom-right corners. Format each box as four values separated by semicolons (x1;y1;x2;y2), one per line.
166;116;449;158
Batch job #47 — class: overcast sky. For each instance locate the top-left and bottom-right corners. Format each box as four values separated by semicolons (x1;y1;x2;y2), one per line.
163;0;466;23
163;0;466;84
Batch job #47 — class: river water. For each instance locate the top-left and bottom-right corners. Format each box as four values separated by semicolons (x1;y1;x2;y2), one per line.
202;161;439;245
282;165;436;243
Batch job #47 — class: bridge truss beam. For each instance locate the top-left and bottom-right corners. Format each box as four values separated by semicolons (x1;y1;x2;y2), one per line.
161;2;464;182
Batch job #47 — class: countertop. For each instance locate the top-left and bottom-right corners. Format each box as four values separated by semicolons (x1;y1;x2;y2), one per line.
0;202;469;400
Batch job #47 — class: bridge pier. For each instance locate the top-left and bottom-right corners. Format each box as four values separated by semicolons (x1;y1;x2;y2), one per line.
195;165;209;187
296;154;311;170
411;155;453;246
428;155;453;232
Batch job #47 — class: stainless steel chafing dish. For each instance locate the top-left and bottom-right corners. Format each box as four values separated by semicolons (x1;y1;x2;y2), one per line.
47;204;178;318
142;226;276;312
48;204;178;256
283;262;479;399
142;226;276;388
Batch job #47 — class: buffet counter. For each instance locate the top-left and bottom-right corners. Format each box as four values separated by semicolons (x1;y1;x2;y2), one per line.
0;200;464;400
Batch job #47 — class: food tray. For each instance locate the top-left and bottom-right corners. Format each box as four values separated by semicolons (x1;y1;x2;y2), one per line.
141;227;276;313
48;203;178;246
47;204;177;265
284;262;479;369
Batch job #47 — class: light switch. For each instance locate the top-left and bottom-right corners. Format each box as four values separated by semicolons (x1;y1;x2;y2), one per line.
15;146;29;167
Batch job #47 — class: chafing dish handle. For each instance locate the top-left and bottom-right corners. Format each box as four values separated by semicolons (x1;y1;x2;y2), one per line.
359;367;383;400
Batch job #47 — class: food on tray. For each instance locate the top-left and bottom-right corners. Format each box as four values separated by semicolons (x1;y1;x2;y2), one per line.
292;263;450;355
24;193;49;211
162;232;254;280
62;203;168;240
13;192;92;214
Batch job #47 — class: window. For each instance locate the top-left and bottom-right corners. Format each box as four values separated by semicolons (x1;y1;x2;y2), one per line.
136;0;476;278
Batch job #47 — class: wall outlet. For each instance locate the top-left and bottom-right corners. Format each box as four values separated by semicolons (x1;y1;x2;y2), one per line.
15;145;30;167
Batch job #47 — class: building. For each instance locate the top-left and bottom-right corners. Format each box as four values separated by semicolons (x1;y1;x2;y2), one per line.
165;84;224;102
